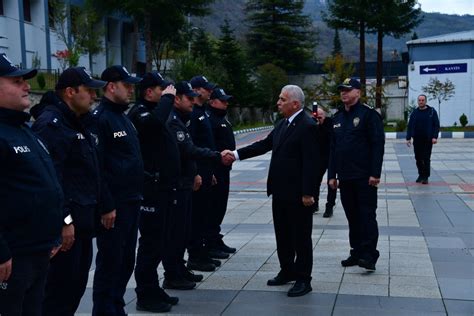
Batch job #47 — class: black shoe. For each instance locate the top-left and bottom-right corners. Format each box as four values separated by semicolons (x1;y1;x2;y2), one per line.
217;240;236;253
416;176;422;183
312;206;319;214
187;259;216;272
136;299;172;313
208;248;230;259
267;274;295;286
287;280;312;297
421;178;429;184
341;256;359;267
157;288;179;305
323;206;334;218
183;268;204;282
205;257;221;267
358;259;376;271
163;277;196;290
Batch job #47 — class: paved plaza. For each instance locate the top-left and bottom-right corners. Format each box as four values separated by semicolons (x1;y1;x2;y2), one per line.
77;131;474;315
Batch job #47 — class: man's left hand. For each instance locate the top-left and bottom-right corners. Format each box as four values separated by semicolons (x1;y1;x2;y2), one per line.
302;195;315;207
432;138;437;144
193;175;202;191
368;176;380;187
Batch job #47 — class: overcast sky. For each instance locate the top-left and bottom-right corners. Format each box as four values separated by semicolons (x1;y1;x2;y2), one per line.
418;0;473;15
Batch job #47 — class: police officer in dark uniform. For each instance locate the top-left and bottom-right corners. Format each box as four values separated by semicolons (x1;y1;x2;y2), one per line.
187;75;221;271
127;72;179;313
91;65;143;316
328;78;385;271
205;87;237;258
312;107;337;218
0;53;63;316
31;67;106;316
164;81;232;290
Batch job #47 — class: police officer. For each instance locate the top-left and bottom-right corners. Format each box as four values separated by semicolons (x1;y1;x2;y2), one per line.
128;72;178;313
0;53;63;315
312;107;337;218
187;75;221;271
91;65;143;316
164;81;232;290
205;87;237;258
328;78;385;271
30;67;106;316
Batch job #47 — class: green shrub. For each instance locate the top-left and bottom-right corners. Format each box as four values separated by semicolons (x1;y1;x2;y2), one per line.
396;119;407;132
36;73;46;90
459;113;468;127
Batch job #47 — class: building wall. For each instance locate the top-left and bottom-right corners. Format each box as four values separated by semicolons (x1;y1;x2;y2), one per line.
408;46;473;126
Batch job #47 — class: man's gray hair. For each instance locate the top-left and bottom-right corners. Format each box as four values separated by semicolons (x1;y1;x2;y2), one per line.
282;85;305;108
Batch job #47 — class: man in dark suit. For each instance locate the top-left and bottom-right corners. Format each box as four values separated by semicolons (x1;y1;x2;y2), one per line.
225;85;319;297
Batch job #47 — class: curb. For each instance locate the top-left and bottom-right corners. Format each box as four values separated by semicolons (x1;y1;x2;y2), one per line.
234;126;274;135
386;132;474;139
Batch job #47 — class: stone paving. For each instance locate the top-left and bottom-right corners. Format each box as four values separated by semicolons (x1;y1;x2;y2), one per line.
77;132;474;315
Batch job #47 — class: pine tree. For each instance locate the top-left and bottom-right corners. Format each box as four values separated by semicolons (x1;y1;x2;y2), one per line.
332;28;342;56
245;0;316;72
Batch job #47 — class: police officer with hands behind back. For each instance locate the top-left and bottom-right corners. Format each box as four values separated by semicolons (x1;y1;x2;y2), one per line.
0;53;63;316
91;65;143;316
31;67;106;316
328;78;385;271
128;72;179;313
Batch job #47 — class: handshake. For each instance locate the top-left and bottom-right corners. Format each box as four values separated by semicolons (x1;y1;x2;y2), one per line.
220;149;236;166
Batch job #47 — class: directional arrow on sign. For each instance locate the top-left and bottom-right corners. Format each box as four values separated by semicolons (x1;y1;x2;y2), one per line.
422;67;436;73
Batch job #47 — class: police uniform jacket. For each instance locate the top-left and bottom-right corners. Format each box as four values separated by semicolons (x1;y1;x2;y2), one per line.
317;116;333;164
0;107;63;264
328;101;385;181
189;103;216;184
167;108;222;190
237;111;319;202
91;97;144;211
127;94;181;203
207;105;236;172
31;92;101;237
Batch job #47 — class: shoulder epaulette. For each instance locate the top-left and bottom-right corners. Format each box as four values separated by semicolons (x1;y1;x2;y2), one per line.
363;103;375;110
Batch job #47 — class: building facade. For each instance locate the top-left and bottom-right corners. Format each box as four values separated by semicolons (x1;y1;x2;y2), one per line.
0;0;145;75
407;30;474;127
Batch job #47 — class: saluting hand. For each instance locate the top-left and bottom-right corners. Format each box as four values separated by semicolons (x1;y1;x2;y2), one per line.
162;85;176;96
101;209;116;230
0;258;12;282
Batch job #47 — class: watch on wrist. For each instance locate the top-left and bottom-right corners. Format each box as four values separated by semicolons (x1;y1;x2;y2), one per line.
64;214;73;225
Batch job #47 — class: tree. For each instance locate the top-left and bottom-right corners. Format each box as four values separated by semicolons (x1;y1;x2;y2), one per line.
49;0;104;71
422;77;455;124
332;28;342;56
216;20;252;107
89;0;213;72
323;0;371;94
245;0;316;72
367;0;422;108
192;29;216;65
305;54;354;109
252;63;288;123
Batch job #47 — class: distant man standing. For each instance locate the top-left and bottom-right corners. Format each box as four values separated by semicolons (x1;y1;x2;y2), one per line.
406;94;440;184
312;107;337;218
328;78;384;271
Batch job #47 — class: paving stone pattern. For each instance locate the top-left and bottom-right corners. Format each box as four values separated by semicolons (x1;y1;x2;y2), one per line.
76;132;474;315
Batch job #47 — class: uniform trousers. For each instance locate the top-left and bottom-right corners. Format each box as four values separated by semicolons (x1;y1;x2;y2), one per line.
43;237;93;316
413;137;433;179
272;197;313;281
92;200;140;316
0;253;50;316
134;190;176;296
315;160;337;208
339;179;379;262
205;167;230;246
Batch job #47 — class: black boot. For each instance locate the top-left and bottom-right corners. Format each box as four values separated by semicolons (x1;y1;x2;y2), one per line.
323;204;334;218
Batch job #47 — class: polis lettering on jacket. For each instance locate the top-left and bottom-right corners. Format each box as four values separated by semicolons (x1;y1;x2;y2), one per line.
113;131;128;138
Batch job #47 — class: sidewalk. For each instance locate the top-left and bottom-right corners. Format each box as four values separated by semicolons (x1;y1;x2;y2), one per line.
77;134;474;315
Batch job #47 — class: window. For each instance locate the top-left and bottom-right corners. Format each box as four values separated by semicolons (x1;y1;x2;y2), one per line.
23;0;31;22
